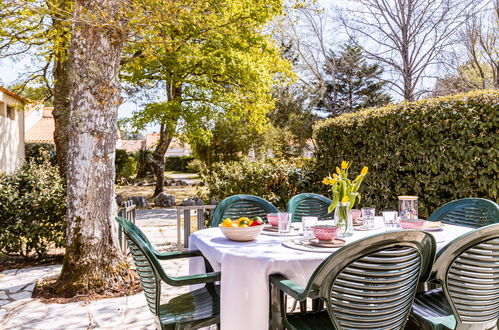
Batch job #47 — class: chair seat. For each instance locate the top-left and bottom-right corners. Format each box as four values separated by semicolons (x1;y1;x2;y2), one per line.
159;285;220;329
285;310;333;330
410;288;456;330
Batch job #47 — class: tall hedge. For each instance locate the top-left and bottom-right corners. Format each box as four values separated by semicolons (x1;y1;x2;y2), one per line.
165;156;195;172
313;90;499;217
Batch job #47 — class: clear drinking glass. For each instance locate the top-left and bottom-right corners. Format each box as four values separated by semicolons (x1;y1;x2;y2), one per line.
278;212;291;233
382;211;399;231
302;216;318;239
361;207;376;229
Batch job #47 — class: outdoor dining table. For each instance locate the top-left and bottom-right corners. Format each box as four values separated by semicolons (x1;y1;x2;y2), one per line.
188;220;474;330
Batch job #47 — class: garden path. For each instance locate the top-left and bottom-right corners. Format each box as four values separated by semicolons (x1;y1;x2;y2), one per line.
0;209;191;330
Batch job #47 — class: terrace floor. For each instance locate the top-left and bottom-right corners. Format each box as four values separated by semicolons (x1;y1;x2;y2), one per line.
0;209;189;330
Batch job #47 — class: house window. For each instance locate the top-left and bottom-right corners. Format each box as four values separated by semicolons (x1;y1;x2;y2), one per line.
6;106;15;120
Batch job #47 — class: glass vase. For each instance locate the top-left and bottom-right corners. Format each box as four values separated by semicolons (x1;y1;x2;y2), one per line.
334;202;353;237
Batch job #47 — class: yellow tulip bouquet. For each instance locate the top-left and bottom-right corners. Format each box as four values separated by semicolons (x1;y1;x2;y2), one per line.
322;161;368;236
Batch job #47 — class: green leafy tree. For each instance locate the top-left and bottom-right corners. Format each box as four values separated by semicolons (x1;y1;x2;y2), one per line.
317;43;391;117
122;0;293;196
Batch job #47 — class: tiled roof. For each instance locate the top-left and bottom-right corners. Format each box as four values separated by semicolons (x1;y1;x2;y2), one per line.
25;108;55;143
117;140;146;153
0;86;28;103
145;133;160;149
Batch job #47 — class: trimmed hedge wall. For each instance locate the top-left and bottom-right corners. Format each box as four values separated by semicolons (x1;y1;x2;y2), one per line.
313;90;499;218
165;156;195;172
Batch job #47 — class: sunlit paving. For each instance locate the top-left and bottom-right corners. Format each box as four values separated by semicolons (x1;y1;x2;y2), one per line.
0;0;498;329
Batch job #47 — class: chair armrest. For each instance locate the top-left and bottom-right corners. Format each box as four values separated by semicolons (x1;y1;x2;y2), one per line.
270;274;308;301
154;249;203;260
166;271;221;286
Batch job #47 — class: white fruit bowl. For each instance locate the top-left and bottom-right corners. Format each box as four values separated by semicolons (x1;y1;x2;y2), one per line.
219;224;264;242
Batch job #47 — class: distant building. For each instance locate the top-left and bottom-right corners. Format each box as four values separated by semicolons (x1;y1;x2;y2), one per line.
25;106;55;144
0;86;27;172
117;133;192;157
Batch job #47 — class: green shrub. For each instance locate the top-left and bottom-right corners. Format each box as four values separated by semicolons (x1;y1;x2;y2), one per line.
165;156;195;172
115;149;137;180
186;159;203;173
0;155;66;258
25;143;56;166
313;90;499;217
201;158;316;209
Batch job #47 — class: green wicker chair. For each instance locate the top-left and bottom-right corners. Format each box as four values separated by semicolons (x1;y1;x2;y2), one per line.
210;194;279;227
428;198;499;228
115;216;221;330
286;193;332;223
409;223;499;330
269;231;436;330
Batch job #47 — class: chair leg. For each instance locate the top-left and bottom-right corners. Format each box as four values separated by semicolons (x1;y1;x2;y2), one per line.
270;283;285;330
299;300;307;312
311;298;324;311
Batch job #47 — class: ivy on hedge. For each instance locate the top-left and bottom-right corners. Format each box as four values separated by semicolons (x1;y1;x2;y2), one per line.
313;90;499;217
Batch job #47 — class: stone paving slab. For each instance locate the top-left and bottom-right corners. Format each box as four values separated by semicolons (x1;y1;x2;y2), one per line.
0;209;193;330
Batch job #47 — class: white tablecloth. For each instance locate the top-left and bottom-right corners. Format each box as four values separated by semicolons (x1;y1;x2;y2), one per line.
189;223;473;330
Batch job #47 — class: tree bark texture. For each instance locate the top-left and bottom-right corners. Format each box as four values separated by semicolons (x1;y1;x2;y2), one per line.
57;0;133;295
152;83;181;197
50;0;72;178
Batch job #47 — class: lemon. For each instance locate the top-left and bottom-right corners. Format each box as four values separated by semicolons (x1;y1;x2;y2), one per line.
239;224;249;228
221;218;234;227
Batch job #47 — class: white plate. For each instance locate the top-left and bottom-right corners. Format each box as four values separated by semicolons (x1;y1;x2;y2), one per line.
261;230;302;237
282;239;341;253
354;225;384;231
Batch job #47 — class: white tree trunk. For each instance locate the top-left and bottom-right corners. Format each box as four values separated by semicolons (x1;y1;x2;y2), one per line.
57;0;132;294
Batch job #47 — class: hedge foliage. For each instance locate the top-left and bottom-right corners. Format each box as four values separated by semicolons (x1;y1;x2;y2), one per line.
115;149;138;180
165;156;196;172
313;90;499;217
0;154;66;258
201;158;316;210
25;143;56;166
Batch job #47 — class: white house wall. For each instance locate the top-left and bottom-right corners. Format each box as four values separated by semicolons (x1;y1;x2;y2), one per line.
0;93;25;172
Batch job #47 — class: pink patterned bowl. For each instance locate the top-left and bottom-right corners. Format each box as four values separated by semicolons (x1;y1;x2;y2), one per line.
400;220;425;230
267;213;279;227
312;225;338;241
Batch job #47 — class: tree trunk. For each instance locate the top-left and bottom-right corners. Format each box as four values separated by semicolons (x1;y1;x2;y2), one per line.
152;124;173;197
56;0;133;295
152;83;181;197
49;0;72;178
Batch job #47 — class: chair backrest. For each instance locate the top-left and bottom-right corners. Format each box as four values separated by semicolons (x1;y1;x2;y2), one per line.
431;223;499;329
210;194;279;227
286;193;332;222
428;198;499;228
304;231;436;329
115;216;171;316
